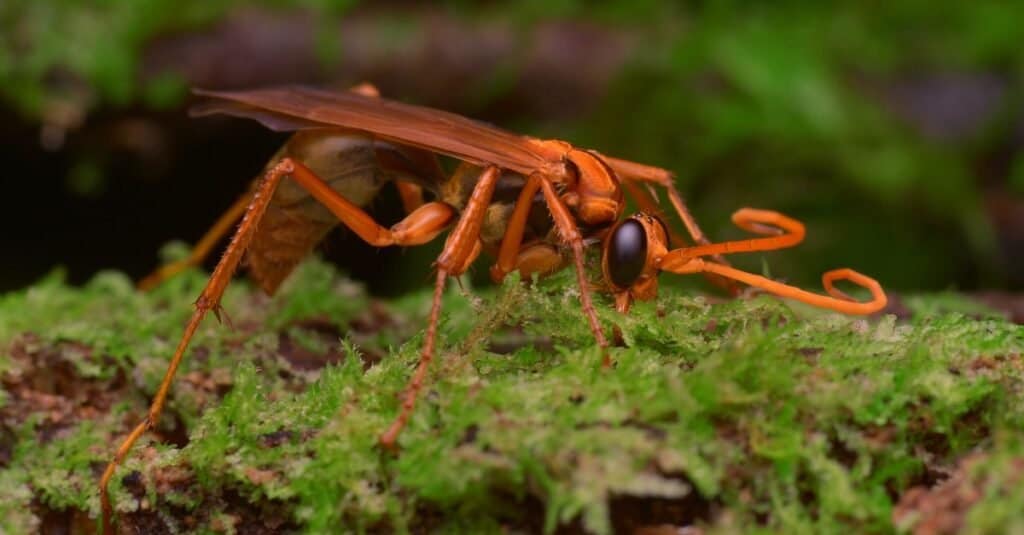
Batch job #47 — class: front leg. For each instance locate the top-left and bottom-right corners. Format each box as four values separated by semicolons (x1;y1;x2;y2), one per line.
539;178;612;367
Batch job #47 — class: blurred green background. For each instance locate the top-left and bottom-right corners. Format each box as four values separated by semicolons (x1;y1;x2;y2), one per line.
2;0;1023;295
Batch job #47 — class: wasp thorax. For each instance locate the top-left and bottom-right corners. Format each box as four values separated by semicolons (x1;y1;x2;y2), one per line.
566;150;623;226
606;219;647;288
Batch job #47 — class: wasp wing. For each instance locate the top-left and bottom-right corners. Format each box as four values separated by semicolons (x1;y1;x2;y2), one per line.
193;86;557;175
191;97;327;132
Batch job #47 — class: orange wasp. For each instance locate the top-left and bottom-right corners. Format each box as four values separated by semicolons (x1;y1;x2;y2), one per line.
100;83;886;531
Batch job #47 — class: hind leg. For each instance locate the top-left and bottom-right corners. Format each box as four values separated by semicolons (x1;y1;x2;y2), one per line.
101;158;457;532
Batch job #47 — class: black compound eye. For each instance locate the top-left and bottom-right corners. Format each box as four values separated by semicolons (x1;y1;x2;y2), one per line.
607;219;647;288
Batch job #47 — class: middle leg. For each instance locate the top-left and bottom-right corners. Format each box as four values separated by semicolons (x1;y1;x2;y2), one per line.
539;178;612;366
379;166;503;448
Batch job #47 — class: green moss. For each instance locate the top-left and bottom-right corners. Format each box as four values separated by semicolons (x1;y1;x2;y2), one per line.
1;258;1022;533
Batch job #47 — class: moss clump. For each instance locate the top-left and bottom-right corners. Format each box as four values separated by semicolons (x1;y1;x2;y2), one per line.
1;258;1022;533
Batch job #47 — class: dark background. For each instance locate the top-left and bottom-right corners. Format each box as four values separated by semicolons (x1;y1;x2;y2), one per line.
2;1;1023;296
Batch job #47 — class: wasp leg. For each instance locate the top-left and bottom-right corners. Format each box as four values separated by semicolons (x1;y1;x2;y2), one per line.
394;181;425;213
487;172;564;281
658;208;887;315
379;166;502;449
284;159;456;247
490;173;543;282
539;178;612;367
507;243;565;280
486;173;600;361
101;158;458;533
601;156;700;237
101;160;292;534
137;174;434;292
